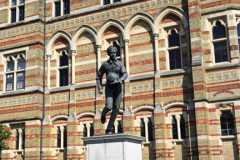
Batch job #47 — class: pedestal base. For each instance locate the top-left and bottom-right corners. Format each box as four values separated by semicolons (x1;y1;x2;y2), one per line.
81;133;145;160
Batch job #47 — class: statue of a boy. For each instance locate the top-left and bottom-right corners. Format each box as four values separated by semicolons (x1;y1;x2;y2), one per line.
96;46;128;134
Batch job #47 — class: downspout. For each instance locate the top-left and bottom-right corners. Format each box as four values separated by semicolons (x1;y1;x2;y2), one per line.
40;0;46;158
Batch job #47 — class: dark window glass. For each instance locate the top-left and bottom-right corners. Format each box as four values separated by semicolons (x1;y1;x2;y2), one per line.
17;56;25;70
214;41;228;63
7;57;14;72
168;30;180;47
172;116;178;139
180;115;186;139
213;22;226;39
113;41;121;57
90;123;94;136
63;126;67;148
237;24;240;37
83;124;87;137
19;0;25;4
11;8;16;23
6;74;14;91
15;130;19;150
118;121;123;133
19;6;24;21
113;0;121;2
21;129;25;149
16;72;25;90
239;40;240;56
60;52;68;67
148;118;153;141
60;68;68;86
103;0;110;5
169;49;181;70
220;111;235;136
140;118;145;137
55;2;61;17
63;0;70;15
57;127;61;148
12;0;16;6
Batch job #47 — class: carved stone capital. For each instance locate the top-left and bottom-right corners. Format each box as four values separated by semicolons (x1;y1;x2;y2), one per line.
124;39;129;45
153;33;159;39
96;45;102;49
46;54;52;60
70;50;77;56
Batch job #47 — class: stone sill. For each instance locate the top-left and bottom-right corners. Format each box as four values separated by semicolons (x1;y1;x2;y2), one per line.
0;86;43;98
220;135;235;140
160;66;191;77
205;62;240;71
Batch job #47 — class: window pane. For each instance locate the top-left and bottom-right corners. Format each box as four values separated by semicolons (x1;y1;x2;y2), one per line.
60;68;68;86
63;0;70;15
19;0;25;4
104;0;110;5
213;22;226;39
60;51;68;67
113;0;121;2
168;30;180;47
214;41;228;63
148;118;153;141
6;74;14;91
17;56;25;70
140;119;145;137
90;123;94;136
7;58;14;72
19;6;24;21
15;130;19;150
12;0;16;6
17;72;25;90
169;49;181;70
172;116;178;139
83;124;87;137
11;8;16;23
180;115;186;139
63;126;67;148
220;111;235;136
55;2;61;17
57;127;61;148
21;129;25;150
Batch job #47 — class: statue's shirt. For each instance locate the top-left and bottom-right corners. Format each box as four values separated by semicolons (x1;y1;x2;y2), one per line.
96;59;127;84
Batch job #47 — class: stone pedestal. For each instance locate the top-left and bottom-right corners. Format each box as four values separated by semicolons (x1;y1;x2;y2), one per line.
81;133;145;160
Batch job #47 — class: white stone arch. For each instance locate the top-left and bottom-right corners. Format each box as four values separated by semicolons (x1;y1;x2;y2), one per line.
51;115;69;123
124;12;155;40
154;5;189;33
163;102;189;111
71;25;98;51
96;18;125;45
76;112;95;120
132;106;154;114
46;30;72;56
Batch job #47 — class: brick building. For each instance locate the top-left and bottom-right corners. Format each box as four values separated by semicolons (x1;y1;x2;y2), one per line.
0;0;240;159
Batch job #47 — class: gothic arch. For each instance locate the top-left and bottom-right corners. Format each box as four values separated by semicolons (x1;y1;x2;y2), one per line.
51;115;68;123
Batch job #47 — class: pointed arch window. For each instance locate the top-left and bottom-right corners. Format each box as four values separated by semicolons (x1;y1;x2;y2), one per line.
220;111;235;136
180;115;186;139
137;116;154;142
172;116;178;139
81;122;94;137
148;118;153;141
56;125;67;148
167;29;181;70
58;50;69;87
5;54;25;91
57;127;61;148
83;124;87;137
140;118;145;137
212;21;228;63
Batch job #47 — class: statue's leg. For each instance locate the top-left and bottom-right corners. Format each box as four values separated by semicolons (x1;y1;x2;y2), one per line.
101;84;113;124
106;84;122;133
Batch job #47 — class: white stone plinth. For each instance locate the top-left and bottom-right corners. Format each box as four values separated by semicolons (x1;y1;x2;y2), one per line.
81;133;145;160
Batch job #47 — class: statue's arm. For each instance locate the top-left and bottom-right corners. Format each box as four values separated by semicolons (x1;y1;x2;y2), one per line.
119;62;128;84
96;64;105;94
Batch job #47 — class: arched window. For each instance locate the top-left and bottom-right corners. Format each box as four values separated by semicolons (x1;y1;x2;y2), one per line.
220;111;235;136
140;118;145;137
172;116;178;139
180;115;186;139
148;118;153;141
83;124;87;137
90;124;94;136
168;30;181;70
57;127;61;148
212;21;228;63
59;51;69;87
15;130;19;150
63;126;67;148
21;129;25;149
113;41;121;57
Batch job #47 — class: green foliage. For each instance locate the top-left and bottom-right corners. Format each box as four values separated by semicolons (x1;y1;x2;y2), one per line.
0;124;12;152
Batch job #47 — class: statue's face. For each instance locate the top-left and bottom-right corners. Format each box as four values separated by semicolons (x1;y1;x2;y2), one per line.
108;50;117;60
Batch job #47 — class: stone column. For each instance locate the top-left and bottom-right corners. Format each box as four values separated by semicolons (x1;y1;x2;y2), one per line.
96;45;102;70
46;54;52;89
70;50;76;85
124;39;130;74
153;33;160;72
144;118;149;142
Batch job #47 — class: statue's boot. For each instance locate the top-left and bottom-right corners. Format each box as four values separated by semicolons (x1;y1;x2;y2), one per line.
101;107;110;124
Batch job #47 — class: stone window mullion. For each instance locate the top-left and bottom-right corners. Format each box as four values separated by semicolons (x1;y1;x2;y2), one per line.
86;123;90;137
60;126;64;148
176;115;181;140
144;118;149;142
18;129;22;150
114;121;118;133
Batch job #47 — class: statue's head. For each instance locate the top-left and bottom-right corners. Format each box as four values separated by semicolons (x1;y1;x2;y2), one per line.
107;46;118;56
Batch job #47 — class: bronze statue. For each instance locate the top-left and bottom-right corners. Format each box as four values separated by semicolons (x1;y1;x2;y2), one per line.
96;46;128;134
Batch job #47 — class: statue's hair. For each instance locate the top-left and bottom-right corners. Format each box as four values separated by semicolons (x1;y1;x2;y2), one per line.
107;46;118;55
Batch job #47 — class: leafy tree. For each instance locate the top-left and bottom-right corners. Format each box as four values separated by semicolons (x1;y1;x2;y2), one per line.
0;124;12;153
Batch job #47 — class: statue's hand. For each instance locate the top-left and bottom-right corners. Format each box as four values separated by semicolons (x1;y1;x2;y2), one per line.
98;89;103;94
111;79;121;85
